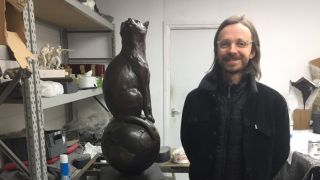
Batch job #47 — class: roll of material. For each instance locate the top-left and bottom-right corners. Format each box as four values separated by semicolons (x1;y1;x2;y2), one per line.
156;146;170;163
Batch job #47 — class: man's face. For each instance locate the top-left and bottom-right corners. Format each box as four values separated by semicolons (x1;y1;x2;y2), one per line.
216;23;255;75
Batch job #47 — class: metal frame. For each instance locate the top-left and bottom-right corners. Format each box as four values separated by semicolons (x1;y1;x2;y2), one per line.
60;24;115;124
0;140;30;178
0;1;116;179
0;68;32;178
63;29;114;64
22;0;48;179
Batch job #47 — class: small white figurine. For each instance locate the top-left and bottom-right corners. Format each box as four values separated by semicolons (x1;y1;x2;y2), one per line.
38;44;72;70
47;45;72;69
82;0;95;11
38;44;50;69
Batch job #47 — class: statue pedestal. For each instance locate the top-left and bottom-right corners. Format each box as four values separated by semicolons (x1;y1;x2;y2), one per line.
100;163;166;180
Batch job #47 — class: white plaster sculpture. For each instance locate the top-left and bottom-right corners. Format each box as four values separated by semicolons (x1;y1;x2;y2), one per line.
47;46;72;69
38;44;72;70
38;43;50;69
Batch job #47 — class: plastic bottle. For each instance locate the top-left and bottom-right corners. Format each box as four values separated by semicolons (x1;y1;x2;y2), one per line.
60;154;70;180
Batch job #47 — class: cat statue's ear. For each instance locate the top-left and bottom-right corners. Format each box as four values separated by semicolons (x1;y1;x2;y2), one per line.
143;21;149;29
120;22;125;34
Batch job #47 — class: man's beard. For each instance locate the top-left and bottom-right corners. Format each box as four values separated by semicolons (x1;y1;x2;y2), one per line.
219;53;250;74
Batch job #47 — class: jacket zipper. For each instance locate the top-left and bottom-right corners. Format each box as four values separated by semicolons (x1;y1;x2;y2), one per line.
222;85;232;178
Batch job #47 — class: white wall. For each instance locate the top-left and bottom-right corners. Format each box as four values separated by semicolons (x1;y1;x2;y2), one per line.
97;0;320;142
164;0;320;95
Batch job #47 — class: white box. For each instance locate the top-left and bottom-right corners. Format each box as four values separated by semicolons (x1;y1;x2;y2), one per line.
39;69;66;78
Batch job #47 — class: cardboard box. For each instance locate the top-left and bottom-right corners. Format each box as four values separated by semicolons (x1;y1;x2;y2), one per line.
0;0;33;69
293;109;311;130
310;57;320;80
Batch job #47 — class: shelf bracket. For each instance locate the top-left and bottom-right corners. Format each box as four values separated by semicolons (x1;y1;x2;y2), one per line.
93;96;109;112
0;140;31;178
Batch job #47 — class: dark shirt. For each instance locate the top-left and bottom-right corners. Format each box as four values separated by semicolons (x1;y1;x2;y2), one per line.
213;78;248;180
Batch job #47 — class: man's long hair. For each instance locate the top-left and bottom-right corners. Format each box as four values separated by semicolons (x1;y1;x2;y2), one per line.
211;15;261;79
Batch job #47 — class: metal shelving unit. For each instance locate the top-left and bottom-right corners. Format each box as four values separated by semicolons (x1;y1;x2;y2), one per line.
0;0;114;179
33;0;114;30
23;0;48;179
0;45;14;60
42;87;102;109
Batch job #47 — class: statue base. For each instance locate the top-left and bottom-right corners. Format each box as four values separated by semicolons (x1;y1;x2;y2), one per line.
100;163;165;180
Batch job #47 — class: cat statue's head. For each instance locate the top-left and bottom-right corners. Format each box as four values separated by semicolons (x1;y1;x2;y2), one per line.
120;18;149;42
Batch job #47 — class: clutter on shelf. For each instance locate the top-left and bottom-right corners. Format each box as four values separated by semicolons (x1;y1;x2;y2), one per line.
309;57;320;80
172;147;189;164
290;77;318;110
77;0;114;22
38;44;72;70
63;64;104;88
308;57;320;134
64;64;105;77
290;77;319;130
79;0;96;11
0;68;32;102
63;101;111;145
288;57;320;131
40;80;64;97
2;67;28;80
77;70;97;89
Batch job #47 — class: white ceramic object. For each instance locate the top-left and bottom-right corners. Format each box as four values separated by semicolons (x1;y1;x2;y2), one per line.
78;76;97;89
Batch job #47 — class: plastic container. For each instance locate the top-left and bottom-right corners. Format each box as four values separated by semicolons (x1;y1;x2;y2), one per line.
60;154;70;180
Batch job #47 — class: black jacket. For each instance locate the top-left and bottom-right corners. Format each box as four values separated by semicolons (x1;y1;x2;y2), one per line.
180;70;290;180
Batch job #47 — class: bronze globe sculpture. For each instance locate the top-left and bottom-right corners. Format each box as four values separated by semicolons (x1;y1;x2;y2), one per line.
101;116;160;174
101;18;160;175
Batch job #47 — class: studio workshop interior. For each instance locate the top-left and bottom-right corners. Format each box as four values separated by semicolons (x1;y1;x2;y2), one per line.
1;0;320;180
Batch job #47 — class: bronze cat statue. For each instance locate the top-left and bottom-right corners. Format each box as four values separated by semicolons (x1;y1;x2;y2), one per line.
103;18;154;123
101;18;160;175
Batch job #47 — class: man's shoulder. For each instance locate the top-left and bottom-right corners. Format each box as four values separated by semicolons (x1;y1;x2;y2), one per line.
184;88;213;104
256;82;279;94
187;87;209;98
256;82;285;102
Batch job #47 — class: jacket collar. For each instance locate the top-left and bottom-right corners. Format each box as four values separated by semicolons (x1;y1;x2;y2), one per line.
198;67;258;94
